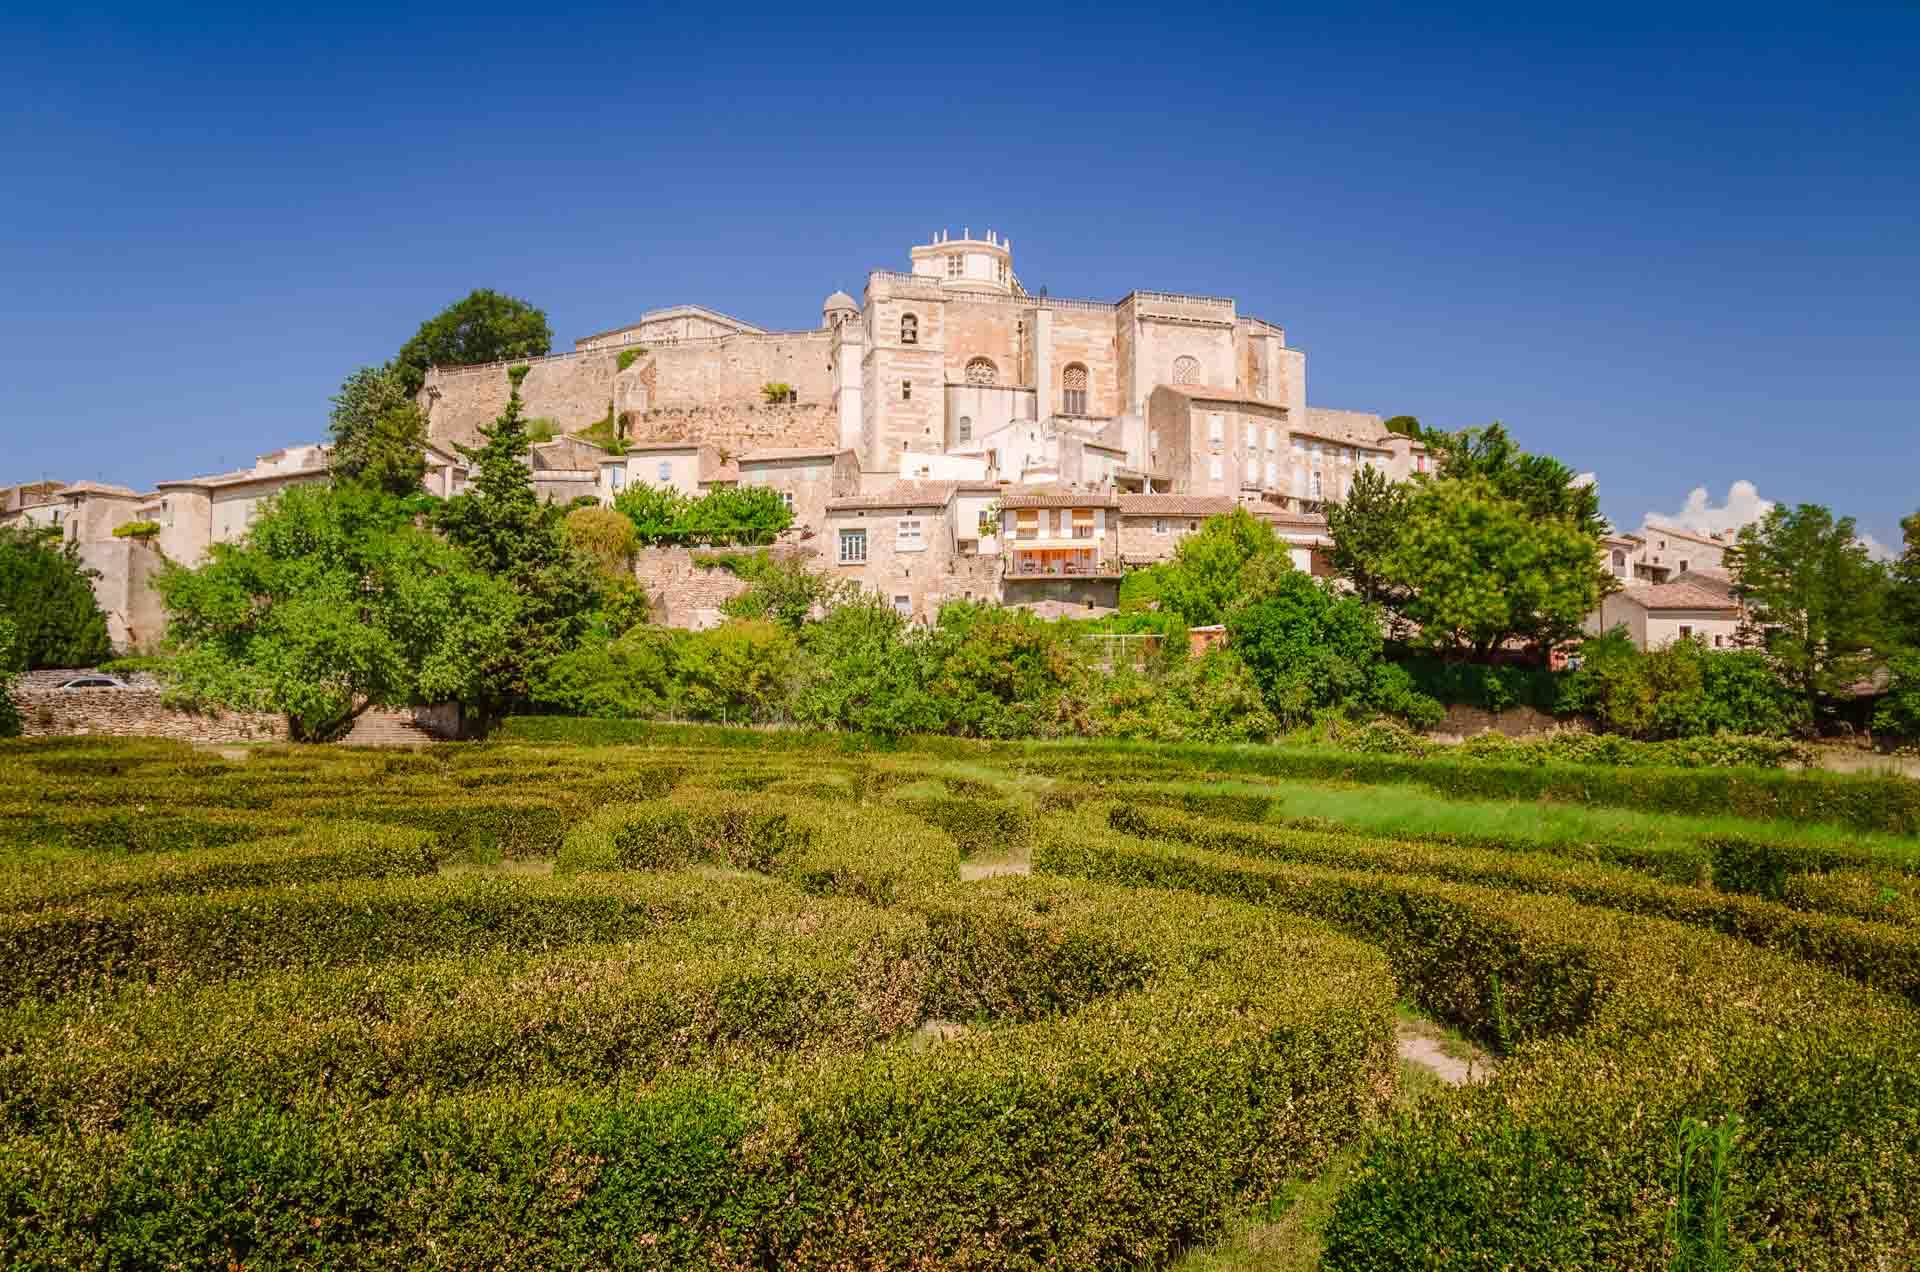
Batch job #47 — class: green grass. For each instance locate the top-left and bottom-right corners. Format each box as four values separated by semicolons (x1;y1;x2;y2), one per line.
1137;775;1920;872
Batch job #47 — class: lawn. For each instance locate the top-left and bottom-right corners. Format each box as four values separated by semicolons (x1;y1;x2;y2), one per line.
2;729;1916;1267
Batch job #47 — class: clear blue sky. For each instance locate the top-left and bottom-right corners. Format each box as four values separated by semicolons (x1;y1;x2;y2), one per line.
3;2;1915;550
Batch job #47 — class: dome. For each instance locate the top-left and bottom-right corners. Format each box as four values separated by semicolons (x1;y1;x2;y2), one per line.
823;290;857;310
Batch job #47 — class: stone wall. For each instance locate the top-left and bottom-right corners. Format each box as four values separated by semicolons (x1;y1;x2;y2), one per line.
1433;703;1587;740
631;547;765;629
643;331;834;411
627;403;838;460
422;352;623;452
9;672;286;742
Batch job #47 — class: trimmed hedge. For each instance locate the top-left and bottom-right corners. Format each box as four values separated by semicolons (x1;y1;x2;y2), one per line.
1035;804;1920;1267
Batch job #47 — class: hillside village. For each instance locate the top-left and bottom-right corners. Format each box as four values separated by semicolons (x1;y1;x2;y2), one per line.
2;229;1742;651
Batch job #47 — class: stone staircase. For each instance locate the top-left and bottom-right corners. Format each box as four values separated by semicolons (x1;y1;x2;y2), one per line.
338;708;440;747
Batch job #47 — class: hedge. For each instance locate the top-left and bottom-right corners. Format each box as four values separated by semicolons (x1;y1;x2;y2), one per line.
1035;805;1920;1267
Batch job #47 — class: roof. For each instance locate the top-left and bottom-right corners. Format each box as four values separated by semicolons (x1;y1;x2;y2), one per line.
1001;490;1120;510
59;480;141;499
701;460;740;485
826;481;961;512
823;290;857;309
1155;385;1289;413
1617;581;1741;612
1250;506;1331;530
531;437;610;469
1117;494;1237;518
613;439;711;455
1300;407;1394;449
1643;522;1734;550
737;446;849;464
576;303;767;345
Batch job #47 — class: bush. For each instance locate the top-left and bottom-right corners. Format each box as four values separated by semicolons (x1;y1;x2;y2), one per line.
110;520;161;539
1874;650;1920;741
1398;655;1566;714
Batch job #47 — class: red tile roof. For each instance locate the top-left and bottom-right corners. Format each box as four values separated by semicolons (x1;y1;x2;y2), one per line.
1619;581;1740;612
826;482;961;511
1116;494;1237;517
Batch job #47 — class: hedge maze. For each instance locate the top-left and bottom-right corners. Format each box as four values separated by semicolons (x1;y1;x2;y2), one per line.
2;732;1917;1267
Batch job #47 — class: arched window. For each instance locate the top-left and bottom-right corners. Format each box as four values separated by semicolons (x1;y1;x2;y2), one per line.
958;416;972;443
965;357;997;386
1172;355;1200;385
1062;363;1088;416
901;314;918;345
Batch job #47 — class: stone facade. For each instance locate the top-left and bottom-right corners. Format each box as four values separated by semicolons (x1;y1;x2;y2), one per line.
9;671;286;742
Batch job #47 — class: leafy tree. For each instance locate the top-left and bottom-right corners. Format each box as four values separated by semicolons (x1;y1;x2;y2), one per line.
923;603;1086;739
613;483;691;546
790;592;939;737
0;527;113;668
563;505;637;580
1378;478;1608;657
675;620;799;721
0;615;21;737
1096;650;1277;743
529;626;676;719
1155;508;1289;626
155;484;518;739
329;364;428;496
1225;570;1434;726
1730;503;1889;721
1421;421;1607;538
1874;650;1920;740
1891;511;1920;647
1326;464;1409;607
393;289;551;394
721;553;846;630
681;487;794;547
433;367;601;717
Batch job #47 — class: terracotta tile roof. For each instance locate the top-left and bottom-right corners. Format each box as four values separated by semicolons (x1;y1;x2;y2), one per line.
1299;407;1395;449
737;446;848;463
1117;494;1237;518
1643;522;1735;550
59;480;141;498
1619;581;1741;612
826;482;960;511
1156;385;1289;413
701;460;740;484
1000;490;1120;510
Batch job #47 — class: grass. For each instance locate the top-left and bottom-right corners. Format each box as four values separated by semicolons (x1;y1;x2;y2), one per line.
1137;774;1920;871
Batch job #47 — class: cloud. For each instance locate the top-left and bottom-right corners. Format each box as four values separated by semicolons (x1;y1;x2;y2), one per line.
1858;533;1896;563
1646;480;1774;537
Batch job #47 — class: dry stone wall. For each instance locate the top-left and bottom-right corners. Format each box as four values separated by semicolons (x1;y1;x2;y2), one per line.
9;672;286;743
628;403;838;460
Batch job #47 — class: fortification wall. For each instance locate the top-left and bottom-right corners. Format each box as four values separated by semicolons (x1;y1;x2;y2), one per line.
628;403;838;460
423;352;622;451
644;332;834;409
9;672;287;743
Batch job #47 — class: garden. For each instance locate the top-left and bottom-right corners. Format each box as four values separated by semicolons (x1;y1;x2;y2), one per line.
2;725;1916;1267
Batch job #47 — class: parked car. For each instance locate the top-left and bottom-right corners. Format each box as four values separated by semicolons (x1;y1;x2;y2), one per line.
55;675;130;690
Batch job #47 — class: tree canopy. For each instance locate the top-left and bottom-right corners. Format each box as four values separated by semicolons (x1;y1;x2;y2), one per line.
0;527;113;669
612;483;794;547
329;364;428;497
1153;508;1290;626
393;289;552;395
154;484;518;740
1730;503;1889;718
1891;510;1920;648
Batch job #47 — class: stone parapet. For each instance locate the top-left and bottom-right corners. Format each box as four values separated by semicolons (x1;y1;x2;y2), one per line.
9;672;286;743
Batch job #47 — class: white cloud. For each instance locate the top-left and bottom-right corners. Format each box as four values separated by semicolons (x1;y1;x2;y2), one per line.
1646;480;1774;537
1859;533;1896;563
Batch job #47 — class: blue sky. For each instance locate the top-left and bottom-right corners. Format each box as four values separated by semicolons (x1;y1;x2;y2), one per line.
2;2;1915;550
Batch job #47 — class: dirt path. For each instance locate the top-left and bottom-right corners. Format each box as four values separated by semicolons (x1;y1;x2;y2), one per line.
1395;1017;1494;1086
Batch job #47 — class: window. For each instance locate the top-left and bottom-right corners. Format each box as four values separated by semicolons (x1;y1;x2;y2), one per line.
1071;507;1096;539
1245;421;1256;446
1341;447;1353;465
1172;355;1200;385
996;259;1007;283
1292;469;1306;497
1209;456;1224;482
839;528;867;564
902;380;912;401
657;461;672;483
978;511;994;539
1310;471;1323;499
958;416;972;443
1187;520;1199;532
1208;413;1224;445
1245;457;1257;483
1062;363;1088;415
1015;510;1039;539
1612;549;1627;573
779;490;794;512
894;595;912;616
1266;426;1277;450
1679;560;1690;573
897;517;925;551
1714;634;1726;648
1679;625;1693;639
1265;460;1277;486
900;314;918;344
965;357;997;386
1153;518;1169;535
946;254;963;278
608;465;625;490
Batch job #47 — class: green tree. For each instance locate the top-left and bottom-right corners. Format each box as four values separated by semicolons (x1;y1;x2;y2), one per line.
1379;478;1608;657
682;487;794;546
1891;511;1920;647
923;603;1085;739
563;505;637;580
393;289;552;395
1874;650;1920;739
721;553;847;631
676;620;800;721
790;592;939;737
434;367;602;717
613;483;692;546
1326;464;1409;606
329;364;428;496
1156;508;1289;626
0;615;21;737
155;484;519;739
1422;421;1607;538
1729;503;1889;721
0;527;113;668
1225;570;1422;725
529;625;677;719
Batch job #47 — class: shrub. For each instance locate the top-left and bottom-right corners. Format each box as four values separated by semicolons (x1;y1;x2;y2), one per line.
110;520;161;539
616;347;647;371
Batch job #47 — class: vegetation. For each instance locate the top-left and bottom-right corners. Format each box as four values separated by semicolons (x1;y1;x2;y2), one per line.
392;287;552;393
0;616;19;737
327;362;429;496
616;347;647;371
109;520;159;540
0;526;113;669
1;732;1915;1266
761;381;796;404
612;482;793;547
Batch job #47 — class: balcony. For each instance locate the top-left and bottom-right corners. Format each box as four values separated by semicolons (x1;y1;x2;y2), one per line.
1004;546;1120;579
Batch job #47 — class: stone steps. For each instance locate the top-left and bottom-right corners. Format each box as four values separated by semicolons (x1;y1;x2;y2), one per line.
338;709;440;747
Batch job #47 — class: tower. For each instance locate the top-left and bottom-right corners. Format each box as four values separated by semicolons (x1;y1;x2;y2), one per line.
908;227;1018;296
